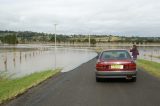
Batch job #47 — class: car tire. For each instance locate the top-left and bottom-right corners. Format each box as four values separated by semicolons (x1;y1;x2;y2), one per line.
132;77;136;82
96;77;101;82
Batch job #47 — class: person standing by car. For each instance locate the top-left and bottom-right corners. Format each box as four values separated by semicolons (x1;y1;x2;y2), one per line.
130;45;139;61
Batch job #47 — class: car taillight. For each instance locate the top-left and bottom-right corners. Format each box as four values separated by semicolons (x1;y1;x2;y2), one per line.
128;63;136;70
124;63;136;70
124;61;136;71
96;62;109;71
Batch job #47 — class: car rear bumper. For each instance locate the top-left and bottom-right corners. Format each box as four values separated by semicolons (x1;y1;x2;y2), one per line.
96;71;137;78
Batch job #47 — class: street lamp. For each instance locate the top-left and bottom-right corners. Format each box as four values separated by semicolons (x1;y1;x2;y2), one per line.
54;24;57;68
89;34;90;47
54;24;57;48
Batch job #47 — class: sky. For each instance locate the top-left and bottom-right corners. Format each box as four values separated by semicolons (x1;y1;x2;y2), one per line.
0;0;160;36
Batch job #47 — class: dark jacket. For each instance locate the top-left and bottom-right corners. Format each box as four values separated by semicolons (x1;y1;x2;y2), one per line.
130;48;139;59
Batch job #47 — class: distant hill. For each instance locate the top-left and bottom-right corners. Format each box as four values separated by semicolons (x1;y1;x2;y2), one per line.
0;30;160;44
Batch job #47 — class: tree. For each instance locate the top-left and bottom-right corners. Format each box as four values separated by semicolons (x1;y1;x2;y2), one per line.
2;34;18;44
108;35;112;42
90;39;96;46
83;39;89;42
77;39;81;42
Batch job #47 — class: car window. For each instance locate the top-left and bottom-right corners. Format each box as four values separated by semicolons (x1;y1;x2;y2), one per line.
101;50;131;60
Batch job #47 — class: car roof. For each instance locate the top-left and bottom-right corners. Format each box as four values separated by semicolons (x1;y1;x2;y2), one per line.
102;49;129;52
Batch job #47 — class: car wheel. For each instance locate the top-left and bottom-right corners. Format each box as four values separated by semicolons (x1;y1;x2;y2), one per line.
96;77;101;82
131;77;136;82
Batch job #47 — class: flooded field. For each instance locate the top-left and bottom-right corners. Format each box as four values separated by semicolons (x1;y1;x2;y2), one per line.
0;45;97;78
0;44;160;78
101;46;160;63
136;46;159;62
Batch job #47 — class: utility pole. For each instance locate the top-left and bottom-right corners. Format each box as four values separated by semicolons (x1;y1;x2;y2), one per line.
54;24;57;48
54;24;57;68
89;34;90;47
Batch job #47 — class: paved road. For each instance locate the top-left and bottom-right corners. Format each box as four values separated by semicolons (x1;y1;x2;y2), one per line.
3;58;160;106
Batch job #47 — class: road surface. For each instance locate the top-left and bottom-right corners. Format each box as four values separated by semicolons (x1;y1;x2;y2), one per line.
3;58;160;106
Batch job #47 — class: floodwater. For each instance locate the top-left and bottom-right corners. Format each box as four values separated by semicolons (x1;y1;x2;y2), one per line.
0;45;97;78
138;46;160;62
101;46;160;63
0;44;160;78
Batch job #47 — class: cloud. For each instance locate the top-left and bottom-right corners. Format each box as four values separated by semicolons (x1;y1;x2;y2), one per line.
0;0;160;36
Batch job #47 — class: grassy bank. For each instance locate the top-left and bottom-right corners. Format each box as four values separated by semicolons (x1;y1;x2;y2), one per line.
0;69;61;104
137;59;160;78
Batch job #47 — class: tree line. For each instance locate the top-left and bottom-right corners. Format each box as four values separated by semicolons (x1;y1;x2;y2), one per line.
0;30;160;45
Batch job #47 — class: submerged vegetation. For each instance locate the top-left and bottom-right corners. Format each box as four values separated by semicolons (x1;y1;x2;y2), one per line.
0;69;61;104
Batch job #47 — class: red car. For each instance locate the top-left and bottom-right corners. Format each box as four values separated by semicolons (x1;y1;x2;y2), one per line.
96;50;137;82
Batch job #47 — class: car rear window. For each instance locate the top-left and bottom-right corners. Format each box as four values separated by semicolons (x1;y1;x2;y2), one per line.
100;50;131;60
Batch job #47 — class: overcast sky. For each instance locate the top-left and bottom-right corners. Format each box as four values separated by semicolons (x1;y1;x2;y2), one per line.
0;0;160;36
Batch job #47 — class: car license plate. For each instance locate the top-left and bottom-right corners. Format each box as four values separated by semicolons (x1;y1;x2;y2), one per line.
111;64;123;69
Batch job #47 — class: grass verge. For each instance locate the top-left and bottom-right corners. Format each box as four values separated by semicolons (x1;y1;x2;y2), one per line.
0;69;61;104
137;59;160;78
